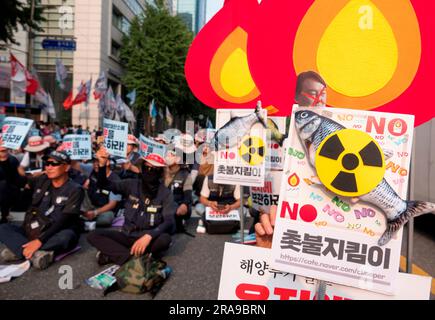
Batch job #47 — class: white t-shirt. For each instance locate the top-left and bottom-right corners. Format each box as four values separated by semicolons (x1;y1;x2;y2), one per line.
200;176;240;200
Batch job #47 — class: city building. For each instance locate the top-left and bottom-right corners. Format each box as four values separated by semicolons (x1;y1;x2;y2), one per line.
175;0;207;34
0;0;148;129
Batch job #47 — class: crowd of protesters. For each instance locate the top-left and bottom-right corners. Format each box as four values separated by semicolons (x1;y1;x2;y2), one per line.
0;120;239;271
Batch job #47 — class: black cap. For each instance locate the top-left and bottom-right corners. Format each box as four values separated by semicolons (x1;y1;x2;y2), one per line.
43;150;71;164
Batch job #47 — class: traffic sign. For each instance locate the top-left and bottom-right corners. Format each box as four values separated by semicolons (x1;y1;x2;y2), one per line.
42;39;76;51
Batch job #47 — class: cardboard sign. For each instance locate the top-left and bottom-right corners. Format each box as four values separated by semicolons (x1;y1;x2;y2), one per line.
250;171;282;213
206;207;240;221
218;243;431;300
214;108;268;187
103;119;128;158
139;134;167;159
1;117;34;150
62;135;92;160
271;106;414;295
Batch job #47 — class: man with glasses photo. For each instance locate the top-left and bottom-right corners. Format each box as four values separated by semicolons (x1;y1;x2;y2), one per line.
0;150;84;270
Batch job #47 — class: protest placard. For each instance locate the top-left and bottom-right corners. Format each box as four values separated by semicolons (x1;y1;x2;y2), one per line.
250;171;282;214
219;243;431;300
103;119;128;158
62;135;92;160
1;117;34;150
139;134;167;158
270;106;415;295
206;207;240;221
213;108;268;187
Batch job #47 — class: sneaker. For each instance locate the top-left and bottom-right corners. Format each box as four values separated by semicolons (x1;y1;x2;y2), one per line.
96;251;111;266
30;250;54;270
196;220;206;234
0;248;20;262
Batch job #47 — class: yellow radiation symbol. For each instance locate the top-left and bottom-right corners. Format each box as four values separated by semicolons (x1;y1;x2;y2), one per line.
315;129;386;197
239;136;266;166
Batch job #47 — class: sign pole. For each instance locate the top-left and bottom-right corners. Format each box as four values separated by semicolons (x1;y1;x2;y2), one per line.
316;280;327;300
406;133;416;273
239;186;245;244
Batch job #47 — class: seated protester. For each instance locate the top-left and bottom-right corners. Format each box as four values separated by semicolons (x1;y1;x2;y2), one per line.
81;157;122;227
174;133;197;172
164;149;193;233
199;175;241;215
118;135;141;180
0;136;23;224
87;148;176;266
0;151;84;270
192;144;213;207
68;160;88;186
197;163;241;234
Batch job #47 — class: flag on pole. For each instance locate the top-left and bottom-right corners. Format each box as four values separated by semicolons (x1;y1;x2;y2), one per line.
55;59;68;90
93;71;107;100
41;94;56;120
10;53;39;95
166;106;173;126
115;94;126;121
72;79;91;105
126;89;136;105
63;91;74;110
149;99;158;118
103;87;117;119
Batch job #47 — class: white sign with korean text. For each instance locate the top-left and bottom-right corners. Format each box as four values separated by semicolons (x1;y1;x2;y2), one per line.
139;134;167;158
214;109;268;187
219;243;431;300
250;171;282;213
62;135;91;160
103;119;128;158
271;107;415;295
266;117;287;171
1;117;34;150
206;207;240;221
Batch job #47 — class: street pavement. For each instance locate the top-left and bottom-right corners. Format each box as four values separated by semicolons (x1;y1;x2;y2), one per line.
0;214;434;300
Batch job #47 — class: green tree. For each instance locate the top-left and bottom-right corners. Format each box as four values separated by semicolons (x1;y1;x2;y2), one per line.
0;0;44;47
121;0;207;132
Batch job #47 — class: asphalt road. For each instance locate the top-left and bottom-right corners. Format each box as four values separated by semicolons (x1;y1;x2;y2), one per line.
0;214;433;300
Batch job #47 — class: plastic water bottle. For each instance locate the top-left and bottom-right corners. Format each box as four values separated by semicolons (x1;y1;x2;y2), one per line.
158;266;173;279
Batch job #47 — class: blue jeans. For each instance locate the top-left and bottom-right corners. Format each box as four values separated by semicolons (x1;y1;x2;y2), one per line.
0;224;79;260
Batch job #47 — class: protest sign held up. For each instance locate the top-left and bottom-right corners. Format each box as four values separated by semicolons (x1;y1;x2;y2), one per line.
62;135;92;160
1;117;34;150
103;119;128;158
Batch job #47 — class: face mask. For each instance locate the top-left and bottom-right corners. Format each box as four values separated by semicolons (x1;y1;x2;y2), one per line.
141;166;162;197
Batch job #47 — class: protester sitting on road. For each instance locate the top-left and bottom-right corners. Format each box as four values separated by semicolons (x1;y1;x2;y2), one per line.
81;156;122;228
164;149;193;233
0;136;23;224
0;150;84;270
87;148;176;266
118;134;141;180
174;133;197;171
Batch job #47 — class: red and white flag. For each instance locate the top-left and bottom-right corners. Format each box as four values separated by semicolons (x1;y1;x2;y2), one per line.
10;53;39;95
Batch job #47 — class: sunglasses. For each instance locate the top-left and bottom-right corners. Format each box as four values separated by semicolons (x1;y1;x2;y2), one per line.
45;161;63;167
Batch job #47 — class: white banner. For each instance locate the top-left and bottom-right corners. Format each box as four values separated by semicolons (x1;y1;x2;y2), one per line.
62;134;92;160
219;243;431;300
214;108;268;187
271;107;415;295
103;119;128;158
206;207;240;221
1;117;34;150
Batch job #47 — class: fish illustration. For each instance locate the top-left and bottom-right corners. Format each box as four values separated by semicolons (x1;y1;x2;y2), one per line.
267;119;287;147
212;101;267;150
294;110;435;246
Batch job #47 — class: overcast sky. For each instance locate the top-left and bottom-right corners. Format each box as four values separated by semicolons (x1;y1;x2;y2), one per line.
206;0;225;22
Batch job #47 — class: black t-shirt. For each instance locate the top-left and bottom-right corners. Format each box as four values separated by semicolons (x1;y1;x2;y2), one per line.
0;155;20;185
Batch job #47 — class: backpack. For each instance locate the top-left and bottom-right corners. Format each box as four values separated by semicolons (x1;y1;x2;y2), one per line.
104;254;171;297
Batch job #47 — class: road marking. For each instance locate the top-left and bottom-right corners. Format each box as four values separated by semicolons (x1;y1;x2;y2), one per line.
400;256;435;295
